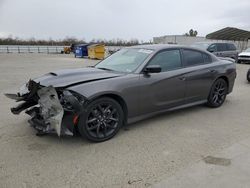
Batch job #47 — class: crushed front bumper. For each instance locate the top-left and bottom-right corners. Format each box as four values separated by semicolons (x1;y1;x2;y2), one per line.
5;80;85;137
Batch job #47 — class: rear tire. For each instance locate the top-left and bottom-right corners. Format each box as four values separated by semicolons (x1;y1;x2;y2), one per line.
78;97;124;142
206;78;228;108
247;69;250;82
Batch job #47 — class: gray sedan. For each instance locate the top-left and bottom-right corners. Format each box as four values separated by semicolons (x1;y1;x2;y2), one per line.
6;45;236;142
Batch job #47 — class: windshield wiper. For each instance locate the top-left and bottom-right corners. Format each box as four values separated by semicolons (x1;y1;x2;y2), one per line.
96;67;114;71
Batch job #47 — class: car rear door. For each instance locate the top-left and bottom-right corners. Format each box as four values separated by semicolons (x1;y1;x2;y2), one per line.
215;43;229;58
226;43;238;60
181;49;216;103
138;49;187;114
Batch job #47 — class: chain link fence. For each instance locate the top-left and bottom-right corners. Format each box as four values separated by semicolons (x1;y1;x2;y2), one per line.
0;45;123;54
0;45;64;54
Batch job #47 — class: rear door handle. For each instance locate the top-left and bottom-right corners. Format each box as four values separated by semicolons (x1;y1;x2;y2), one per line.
179;77;186;81
209;70;216;73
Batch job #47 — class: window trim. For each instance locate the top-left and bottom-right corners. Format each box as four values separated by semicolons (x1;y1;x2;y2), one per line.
141;48;183;73
181;48;212;68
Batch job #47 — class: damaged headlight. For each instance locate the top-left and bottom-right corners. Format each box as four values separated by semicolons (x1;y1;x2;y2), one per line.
59;90;85;112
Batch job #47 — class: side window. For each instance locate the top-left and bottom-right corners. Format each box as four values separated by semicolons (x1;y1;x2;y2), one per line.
202;53;212;63
148;50;182;72
226;43;236;51
216;43;227;52
182;49;204;67
208;44;217;52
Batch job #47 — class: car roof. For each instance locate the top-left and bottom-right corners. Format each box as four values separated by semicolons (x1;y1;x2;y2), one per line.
130;44;179;50
129;44;209;53
194;41;235;45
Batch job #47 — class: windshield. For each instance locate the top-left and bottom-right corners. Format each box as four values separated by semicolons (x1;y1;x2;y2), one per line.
245;48;250;52
95;48;153;73
191;43;210;50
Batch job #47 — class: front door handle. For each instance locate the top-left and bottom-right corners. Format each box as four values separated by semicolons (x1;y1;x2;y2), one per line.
179;77;186;81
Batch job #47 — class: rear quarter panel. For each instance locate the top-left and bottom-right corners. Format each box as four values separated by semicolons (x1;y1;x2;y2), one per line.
213;59;236;94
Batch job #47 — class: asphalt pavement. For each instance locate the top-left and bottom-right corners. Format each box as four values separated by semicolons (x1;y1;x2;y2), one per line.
0;54;250;188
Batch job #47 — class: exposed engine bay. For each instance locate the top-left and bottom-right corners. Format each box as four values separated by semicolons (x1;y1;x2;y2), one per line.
5;80;85;136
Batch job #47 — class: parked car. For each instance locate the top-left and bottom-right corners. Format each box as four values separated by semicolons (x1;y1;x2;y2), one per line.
238;48;250;64
192;42;238;61
247;69;250;82
5;45;236;142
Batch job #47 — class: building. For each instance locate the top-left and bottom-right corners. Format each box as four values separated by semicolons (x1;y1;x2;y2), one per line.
153;35;212;45
153;27;250;51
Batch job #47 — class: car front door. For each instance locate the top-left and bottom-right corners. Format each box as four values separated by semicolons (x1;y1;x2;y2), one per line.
138;49;187;114
181;49;216;103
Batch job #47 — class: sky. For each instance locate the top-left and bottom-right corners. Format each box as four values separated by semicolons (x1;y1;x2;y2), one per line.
0;0;250;42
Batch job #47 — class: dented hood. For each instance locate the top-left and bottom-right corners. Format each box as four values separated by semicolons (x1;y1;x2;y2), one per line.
34;67;124;88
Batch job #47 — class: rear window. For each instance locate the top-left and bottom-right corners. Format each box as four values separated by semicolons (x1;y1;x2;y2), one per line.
202;53;212;63
183;49;212;67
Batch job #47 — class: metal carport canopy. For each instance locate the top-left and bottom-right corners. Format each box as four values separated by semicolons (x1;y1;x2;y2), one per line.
206;27;250;41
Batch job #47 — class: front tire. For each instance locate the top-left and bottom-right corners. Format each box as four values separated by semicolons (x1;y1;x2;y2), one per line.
207;78;228;108
78;97;124;142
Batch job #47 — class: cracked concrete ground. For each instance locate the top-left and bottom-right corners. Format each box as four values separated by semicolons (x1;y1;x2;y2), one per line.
0;54;250;188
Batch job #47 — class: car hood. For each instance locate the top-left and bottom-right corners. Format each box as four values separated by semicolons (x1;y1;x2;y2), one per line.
34;67;124;88
239;52;250;56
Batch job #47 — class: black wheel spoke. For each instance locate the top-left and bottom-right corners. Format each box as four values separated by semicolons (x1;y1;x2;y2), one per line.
106;124;117;129
87;118;97;124
87;124;98;131
218;82;222;88
213;95;218;103
103;122;108;136
96;124;101;138
218;88;225;93
104;105;112;113
98;105;105;114
108;117;118;122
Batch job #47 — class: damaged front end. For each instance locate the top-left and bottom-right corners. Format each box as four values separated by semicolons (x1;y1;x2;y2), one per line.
5;80;86;136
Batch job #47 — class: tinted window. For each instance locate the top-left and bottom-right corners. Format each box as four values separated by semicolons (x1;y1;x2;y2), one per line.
226;43;236;51
216;43;227;52
183;49;204;66
207;44;217;52
202;53;212;63
148;50;182;72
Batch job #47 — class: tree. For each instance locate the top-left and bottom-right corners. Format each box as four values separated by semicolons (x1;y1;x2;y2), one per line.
184;29;198;37
0;35;142;46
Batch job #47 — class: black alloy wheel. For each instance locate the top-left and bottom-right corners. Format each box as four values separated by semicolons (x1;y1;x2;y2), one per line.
207;78;228;108
78;97;124;142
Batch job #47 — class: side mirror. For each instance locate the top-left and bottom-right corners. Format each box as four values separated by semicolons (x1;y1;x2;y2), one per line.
143;65;161;74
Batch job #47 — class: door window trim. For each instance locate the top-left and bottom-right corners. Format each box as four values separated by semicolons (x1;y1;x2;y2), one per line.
141;48;184;73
